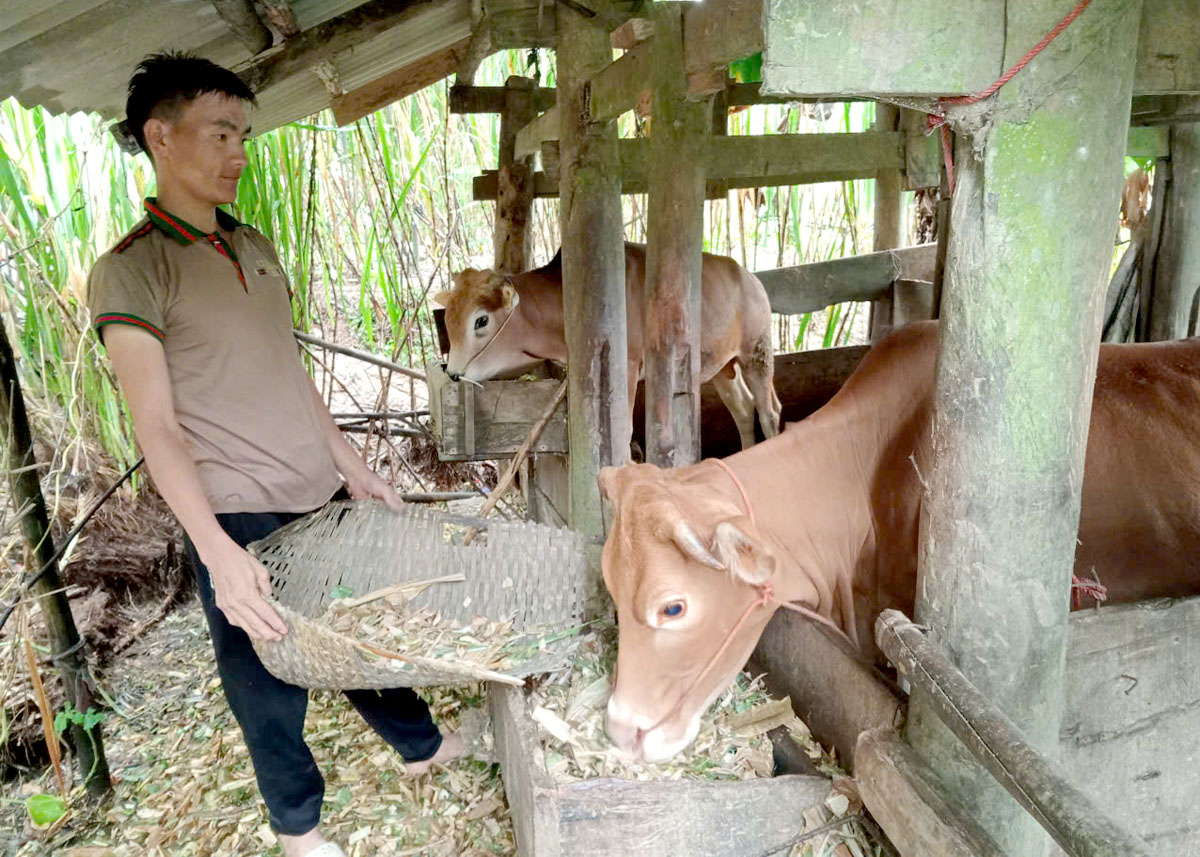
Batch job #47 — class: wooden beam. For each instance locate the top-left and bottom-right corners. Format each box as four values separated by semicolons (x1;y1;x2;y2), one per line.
588;37;654;122
869;103;905;343
760;0;1200;97
1061;596;1200;849
494;75;539;272
907;1;1144;850
514;105;559;159
610;16;653;50
260;0;300;38
683;0;763;95
450;84;557;114
332;38;471;125
1126;125;1169;159
558;0;628;613
701;131;903;184
209;0;273;55
1130;94;1200;126
643;2;708;467
748;601;901;769
754;244;935;315
238;0;439;94
1147;124;1200;340
855;729;1006;857
479;131;906;199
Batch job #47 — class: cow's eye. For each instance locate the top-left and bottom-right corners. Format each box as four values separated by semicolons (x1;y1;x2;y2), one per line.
474;315;489;331
659;600;686;621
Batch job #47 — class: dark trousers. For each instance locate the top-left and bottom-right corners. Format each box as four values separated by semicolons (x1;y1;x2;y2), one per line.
183;502;442;835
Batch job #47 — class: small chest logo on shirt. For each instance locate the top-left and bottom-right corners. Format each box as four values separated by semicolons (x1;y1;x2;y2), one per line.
255;264;284;279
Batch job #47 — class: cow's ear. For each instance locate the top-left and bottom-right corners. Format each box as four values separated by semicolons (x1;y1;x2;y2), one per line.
431;291;454;308
598;466;622;507
712;518;776;585
500;281;520;309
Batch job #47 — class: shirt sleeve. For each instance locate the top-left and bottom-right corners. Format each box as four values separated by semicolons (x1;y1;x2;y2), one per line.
87;253;166;345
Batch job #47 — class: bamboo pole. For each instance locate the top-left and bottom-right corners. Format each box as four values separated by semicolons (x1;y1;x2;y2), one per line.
0;313;110;796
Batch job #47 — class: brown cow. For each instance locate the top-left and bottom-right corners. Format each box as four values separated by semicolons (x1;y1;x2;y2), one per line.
432;243;781;450
599;321;1200;761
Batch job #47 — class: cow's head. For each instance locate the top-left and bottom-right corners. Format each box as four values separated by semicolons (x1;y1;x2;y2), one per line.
598;462;787;762
432;268;528;381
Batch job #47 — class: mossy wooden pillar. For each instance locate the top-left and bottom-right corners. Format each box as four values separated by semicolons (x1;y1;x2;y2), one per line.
0;315;110;796
643;2;708;467
495;75;538;273
558;0;628;605
908;0;1143;853
1147;115;1200;340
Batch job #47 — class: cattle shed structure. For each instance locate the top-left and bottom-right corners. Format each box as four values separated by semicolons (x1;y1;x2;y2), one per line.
5;0;1200;855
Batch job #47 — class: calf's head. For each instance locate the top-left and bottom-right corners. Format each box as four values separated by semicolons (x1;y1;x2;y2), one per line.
432;268;528;381
598;462;781;762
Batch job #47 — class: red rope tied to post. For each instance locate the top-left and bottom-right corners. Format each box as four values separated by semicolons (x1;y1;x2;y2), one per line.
1071;570;1108;609
926;0;1095;195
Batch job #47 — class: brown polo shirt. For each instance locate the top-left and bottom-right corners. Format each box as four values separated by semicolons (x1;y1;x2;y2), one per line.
87;198;342;514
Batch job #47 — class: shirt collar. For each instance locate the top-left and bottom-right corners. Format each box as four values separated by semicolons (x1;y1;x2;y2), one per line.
143;197;244;246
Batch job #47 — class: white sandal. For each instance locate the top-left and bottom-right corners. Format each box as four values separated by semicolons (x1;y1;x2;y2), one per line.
302;844;347;857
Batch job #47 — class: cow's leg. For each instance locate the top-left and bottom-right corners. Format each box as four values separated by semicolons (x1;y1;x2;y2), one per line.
742;337;782;439
712;362;757;449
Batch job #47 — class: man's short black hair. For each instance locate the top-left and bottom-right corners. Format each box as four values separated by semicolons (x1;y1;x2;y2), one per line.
125;52;256;155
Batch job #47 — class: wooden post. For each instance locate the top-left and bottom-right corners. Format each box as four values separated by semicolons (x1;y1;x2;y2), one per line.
1147;118;1200;340
557;0;629;606
495;75;538;273
868;102;905;342
0;315;111;796
907;1;1144;853
643;2;708;466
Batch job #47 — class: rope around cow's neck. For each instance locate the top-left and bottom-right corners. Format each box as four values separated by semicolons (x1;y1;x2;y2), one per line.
708;458;855;644
639;458;855;742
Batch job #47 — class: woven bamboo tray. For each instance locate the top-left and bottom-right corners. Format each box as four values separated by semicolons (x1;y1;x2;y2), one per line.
246;500;589;690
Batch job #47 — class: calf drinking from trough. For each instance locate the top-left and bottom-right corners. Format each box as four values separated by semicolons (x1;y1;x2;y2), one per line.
432;243;781;450
599;321;1200;762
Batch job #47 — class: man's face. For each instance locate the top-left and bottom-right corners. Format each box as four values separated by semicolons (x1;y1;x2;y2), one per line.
147;92;250;207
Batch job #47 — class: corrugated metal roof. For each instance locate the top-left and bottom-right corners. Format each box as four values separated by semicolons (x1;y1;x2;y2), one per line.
0;0;472;134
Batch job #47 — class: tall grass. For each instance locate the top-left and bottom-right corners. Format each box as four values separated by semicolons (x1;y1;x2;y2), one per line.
0;51;877;474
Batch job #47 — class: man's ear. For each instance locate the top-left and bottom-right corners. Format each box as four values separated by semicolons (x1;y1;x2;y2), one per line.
711;518;777;585
142;117;170;160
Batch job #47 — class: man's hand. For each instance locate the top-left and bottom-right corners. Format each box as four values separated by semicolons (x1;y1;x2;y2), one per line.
344;468;405;512
199;537;290;642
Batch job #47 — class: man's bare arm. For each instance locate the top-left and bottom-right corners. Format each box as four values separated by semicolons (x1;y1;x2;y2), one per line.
103;325;287;641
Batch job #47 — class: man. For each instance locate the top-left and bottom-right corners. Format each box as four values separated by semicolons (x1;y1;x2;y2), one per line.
88;53;461;857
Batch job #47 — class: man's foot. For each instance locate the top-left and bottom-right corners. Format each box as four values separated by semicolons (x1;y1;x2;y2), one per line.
406;731;465;774
278;828;345;857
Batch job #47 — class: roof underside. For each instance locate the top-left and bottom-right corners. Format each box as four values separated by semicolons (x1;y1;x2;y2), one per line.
0;0;480;135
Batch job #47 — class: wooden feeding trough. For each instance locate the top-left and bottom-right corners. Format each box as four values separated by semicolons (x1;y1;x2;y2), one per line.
488;682;834;857
426;363;568;461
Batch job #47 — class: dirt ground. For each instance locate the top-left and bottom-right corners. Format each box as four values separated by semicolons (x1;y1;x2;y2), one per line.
0;599;513;857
